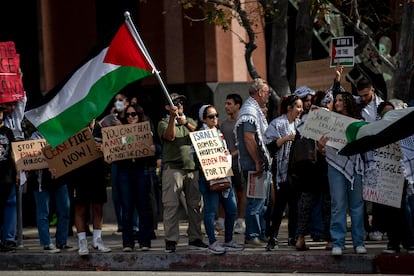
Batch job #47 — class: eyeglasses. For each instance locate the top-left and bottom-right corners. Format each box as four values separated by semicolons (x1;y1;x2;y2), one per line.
125;112;137;118
173;100;184;106
206;113;219;119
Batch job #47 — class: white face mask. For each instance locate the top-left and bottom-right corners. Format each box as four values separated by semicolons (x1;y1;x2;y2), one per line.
114;100;125;112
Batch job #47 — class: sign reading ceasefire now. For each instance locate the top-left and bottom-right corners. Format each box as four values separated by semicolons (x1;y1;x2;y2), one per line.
42;128;102;178
12;139;48;171
190;128;233;181
101;121;155;163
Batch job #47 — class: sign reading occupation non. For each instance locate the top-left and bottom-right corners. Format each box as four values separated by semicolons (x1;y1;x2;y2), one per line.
330;36;355;68
363;143;405;208
190;128;233;181
101;121;155;163
42;128;102;178
0;41;25;104
300;106;360;150
12;139;48;171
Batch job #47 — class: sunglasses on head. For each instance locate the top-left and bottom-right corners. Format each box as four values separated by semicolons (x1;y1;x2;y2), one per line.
125;112;137;118
206;113;219;119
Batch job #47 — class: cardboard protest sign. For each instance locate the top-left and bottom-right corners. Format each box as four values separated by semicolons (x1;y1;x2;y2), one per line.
42;128;102;178
363;143;405;208
101;121;155;162
330;36;355;67
12;139;48;171
0;41;25;104
190;128;233;181
300;106;360;150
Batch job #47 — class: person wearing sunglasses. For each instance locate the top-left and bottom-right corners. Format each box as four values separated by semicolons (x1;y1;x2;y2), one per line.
195;104;244;255
157;93;207;253
113;104;158;252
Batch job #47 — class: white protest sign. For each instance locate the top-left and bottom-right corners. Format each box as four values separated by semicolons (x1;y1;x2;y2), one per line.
190;128;233;181
363;143;405;208
300;107;360;150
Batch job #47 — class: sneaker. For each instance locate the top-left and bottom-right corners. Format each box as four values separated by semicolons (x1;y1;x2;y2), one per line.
56;244;73;250
332;247;343;256
139;244;150;251
234;220;244;234
355;245;367;254
165;240;177;253
122;246;133;252
405;246;414;254
382;245;400;254
223;240;244;251
368;231;383;241
188;239;208;250
78;238;89;256
208;241;225;255
245;237;266;247
93;237;111;253
44;243;61;253
265;238;278;251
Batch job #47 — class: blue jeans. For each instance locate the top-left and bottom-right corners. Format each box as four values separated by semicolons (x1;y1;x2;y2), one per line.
1;185;17;242
242;171;269;241
198;176;237;244
328;165;365;249
118;167;153;248
33;185;70;246
403;193;414;244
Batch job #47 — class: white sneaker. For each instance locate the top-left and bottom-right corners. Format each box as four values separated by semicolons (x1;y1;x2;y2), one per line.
223;240;244;251
332;247;343;256
44;243;60;254
78;238;89;256
234;220;244;234
368;231;383;241
93;237;111;253
208;241;225;255
355;246;367;254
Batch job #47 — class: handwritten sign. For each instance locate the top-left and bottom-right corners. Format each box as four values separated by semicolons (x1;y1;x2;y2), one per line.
0;41;24;104
300;107;360;150
42;128;102;178
101;121;155;162
363;143;405;208
330;36;355;67
190;128;233;181
12;139;48;171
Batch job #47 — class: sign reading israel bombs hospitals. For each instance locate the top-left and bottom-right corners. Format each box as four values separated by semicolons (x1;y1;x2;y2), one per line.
101;121;155;162
42;128;102;178
300;106;360;150
12;139;48;171
190;128;233;181
363;143;405;208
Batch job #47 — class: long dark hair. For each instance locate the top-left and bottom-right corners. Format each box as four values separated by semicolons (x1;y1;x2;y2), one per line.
334;92;362;119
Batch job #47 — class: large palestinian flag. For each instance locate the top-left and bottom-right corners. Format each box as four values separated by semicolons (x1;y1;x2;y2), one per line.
25;23;153;147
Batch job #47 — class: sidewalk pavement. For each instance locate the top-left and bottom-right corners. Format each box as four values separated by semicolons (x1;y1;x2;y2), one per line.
1;219;413;274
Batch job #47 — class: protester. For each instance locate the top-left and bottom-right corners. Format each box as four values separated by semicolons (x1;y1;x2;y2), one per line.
318;91;367;256
27;130;71;253
157;93;207;253
0;105;17;252
356;78;386;242
68;120;111;256
220;93;245;234
234;78;271;247
196;104;244;254
112;104;156;252
0;93;26;252
263;95;303;250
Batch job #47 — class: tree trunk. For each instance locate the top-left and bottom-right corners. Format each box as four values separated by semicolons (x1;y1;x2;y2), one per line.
295;0;315;62
393;1;414;102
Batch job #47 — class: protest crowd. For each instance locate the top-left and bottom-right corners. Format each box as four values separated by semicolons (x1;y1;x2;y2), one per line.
1;41;414;259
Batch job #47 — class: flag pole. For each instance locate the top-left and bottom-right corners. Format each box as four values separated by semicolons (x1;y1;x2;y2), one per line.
124;11;174;107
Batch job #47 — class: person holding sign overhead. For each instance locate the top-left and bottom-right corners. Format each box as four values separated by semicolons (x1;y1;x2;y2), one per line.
113;104;156;252
157;93;207;253
195;104;244;255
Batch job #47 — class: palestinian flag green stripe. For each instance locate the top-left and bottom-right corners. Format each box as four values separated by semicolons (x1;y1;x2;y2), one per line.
345;121;369;143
